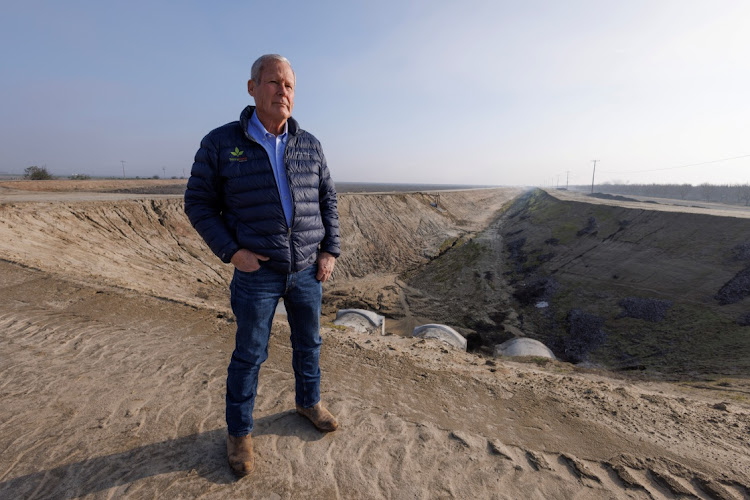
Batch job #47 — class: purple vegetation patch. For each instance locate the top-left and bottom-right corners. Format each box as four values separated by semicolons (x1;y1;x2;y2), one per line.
617;297;673;323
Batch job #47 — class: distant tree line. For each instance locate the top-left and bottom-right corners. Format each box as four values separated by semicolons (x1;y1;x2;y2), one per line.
570;182;750;206
24;166;52;180
23;166;96;181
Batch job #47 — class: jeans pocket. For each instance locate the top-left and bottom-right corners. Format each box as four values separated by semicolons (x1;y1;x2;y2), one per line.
232;266;263;295
235;259;270;276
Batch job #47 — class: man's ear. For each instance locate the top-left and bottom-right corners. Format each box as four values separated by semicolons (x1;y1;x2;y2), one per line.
247;80;255;97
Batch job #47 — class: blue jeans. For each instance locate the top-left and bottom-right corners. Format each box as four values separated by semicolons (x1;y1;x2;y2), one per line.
226;264;322;437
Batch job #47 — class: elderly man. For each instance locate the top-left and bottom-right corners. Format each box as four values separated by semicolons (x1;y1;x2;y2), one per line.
184;54;340;477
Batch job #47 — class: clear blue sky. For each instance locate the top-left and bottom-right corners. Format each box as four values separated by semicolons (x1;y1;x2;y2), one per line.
2;0;749;186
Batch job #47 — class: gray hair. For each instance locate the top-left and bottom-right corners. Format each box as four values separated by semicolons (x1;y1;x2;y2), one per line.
250;54;295;83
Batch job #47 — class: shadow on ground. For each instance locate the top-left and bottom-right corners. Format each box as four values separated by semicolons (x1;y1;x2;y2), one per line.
0;411;322;498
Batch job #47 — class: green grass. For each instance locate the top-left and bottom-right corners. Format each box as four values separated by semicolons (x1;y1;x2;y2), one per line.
588;303;749;377
408;240;487;285
510;270;750;378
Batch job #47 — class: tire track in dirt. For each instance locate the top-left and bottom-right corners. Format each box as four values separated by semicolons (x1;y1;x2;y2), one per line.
3;263;746;498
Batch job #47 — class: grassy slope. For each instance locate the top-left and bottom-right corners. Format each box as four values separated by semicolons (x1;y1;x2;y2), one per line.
502;189;750;378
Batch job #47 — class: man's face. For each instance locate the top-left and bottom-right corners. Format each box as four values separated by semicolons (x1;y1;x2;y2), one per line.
248;60;295;130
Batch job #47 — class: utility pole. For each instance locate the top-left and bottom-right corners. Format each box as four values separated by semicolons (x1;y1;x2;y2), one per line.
590;160;598;194
566;170;570;189
162;166;166;178
121;160;126;178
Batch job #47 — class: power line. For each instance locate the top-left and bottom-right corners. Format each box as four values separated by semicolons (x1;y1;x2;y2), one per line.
550;153;749;189
599;154;750;175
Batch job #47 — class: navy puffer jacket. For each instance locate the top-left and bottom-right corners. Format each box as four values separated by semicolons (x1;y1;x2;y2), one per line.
184;106;340;273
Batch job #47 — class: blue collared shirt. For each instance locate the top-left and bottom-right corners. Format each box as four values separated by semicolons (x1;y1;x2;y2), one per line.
247;111;293;226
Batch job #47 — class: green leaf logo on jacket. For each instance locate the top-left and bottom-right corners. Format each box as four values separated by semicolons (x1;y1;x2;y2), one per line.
229;147;247;162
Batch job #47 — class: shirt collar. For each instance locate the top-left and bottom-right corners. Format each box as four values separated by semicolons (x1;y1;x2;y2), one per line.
249;110;288;143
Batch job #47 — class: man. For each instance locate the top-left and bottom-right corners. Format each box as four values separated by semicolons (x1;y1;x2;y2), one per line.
184;54;340;477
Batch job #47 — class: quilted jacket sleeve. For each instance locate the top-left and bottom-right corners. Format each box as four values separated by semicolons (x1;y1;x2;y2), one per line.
184;134;240;264
317;146;341;258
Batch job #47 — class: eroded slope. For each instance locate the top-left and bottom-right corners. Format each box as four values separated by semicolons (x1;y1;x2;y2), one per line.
0;188;522;318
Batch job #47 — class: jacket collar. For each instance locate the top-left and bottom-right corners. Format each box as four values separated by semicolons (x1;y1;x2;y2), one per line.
240;105;299;139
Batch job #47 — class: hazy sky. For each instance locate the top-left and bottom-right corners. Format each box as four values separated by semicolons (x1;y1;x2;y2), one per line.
2;0;749;186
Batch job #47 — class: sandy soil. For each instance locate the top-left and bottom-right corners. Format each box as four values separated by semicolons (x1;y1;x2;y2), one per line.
0;181;748;499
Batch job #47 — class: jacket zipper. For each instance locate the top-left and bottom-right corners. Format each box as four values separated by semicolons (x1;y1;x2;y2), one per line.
284;145;296;272
243;109;296;272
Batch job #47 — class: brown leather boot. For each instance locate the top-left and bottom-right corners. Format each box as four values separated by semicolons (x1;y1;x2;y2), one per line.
227;434;254;477
296;402;339;432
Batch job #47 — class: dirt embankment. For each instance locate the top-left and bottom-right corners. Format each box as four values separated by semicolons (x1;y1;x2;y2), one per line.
3;185;750;377
336;190;515;279
0;187;522;318
325;189;522;332
1;182;749;498
2;185;749;377
0;198;230;310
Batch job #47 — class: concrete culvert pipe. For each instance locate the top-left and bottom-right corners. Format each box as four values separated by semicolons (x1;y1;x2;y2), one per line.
493;338;556;359
412;324;467;351
334;309;385;335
